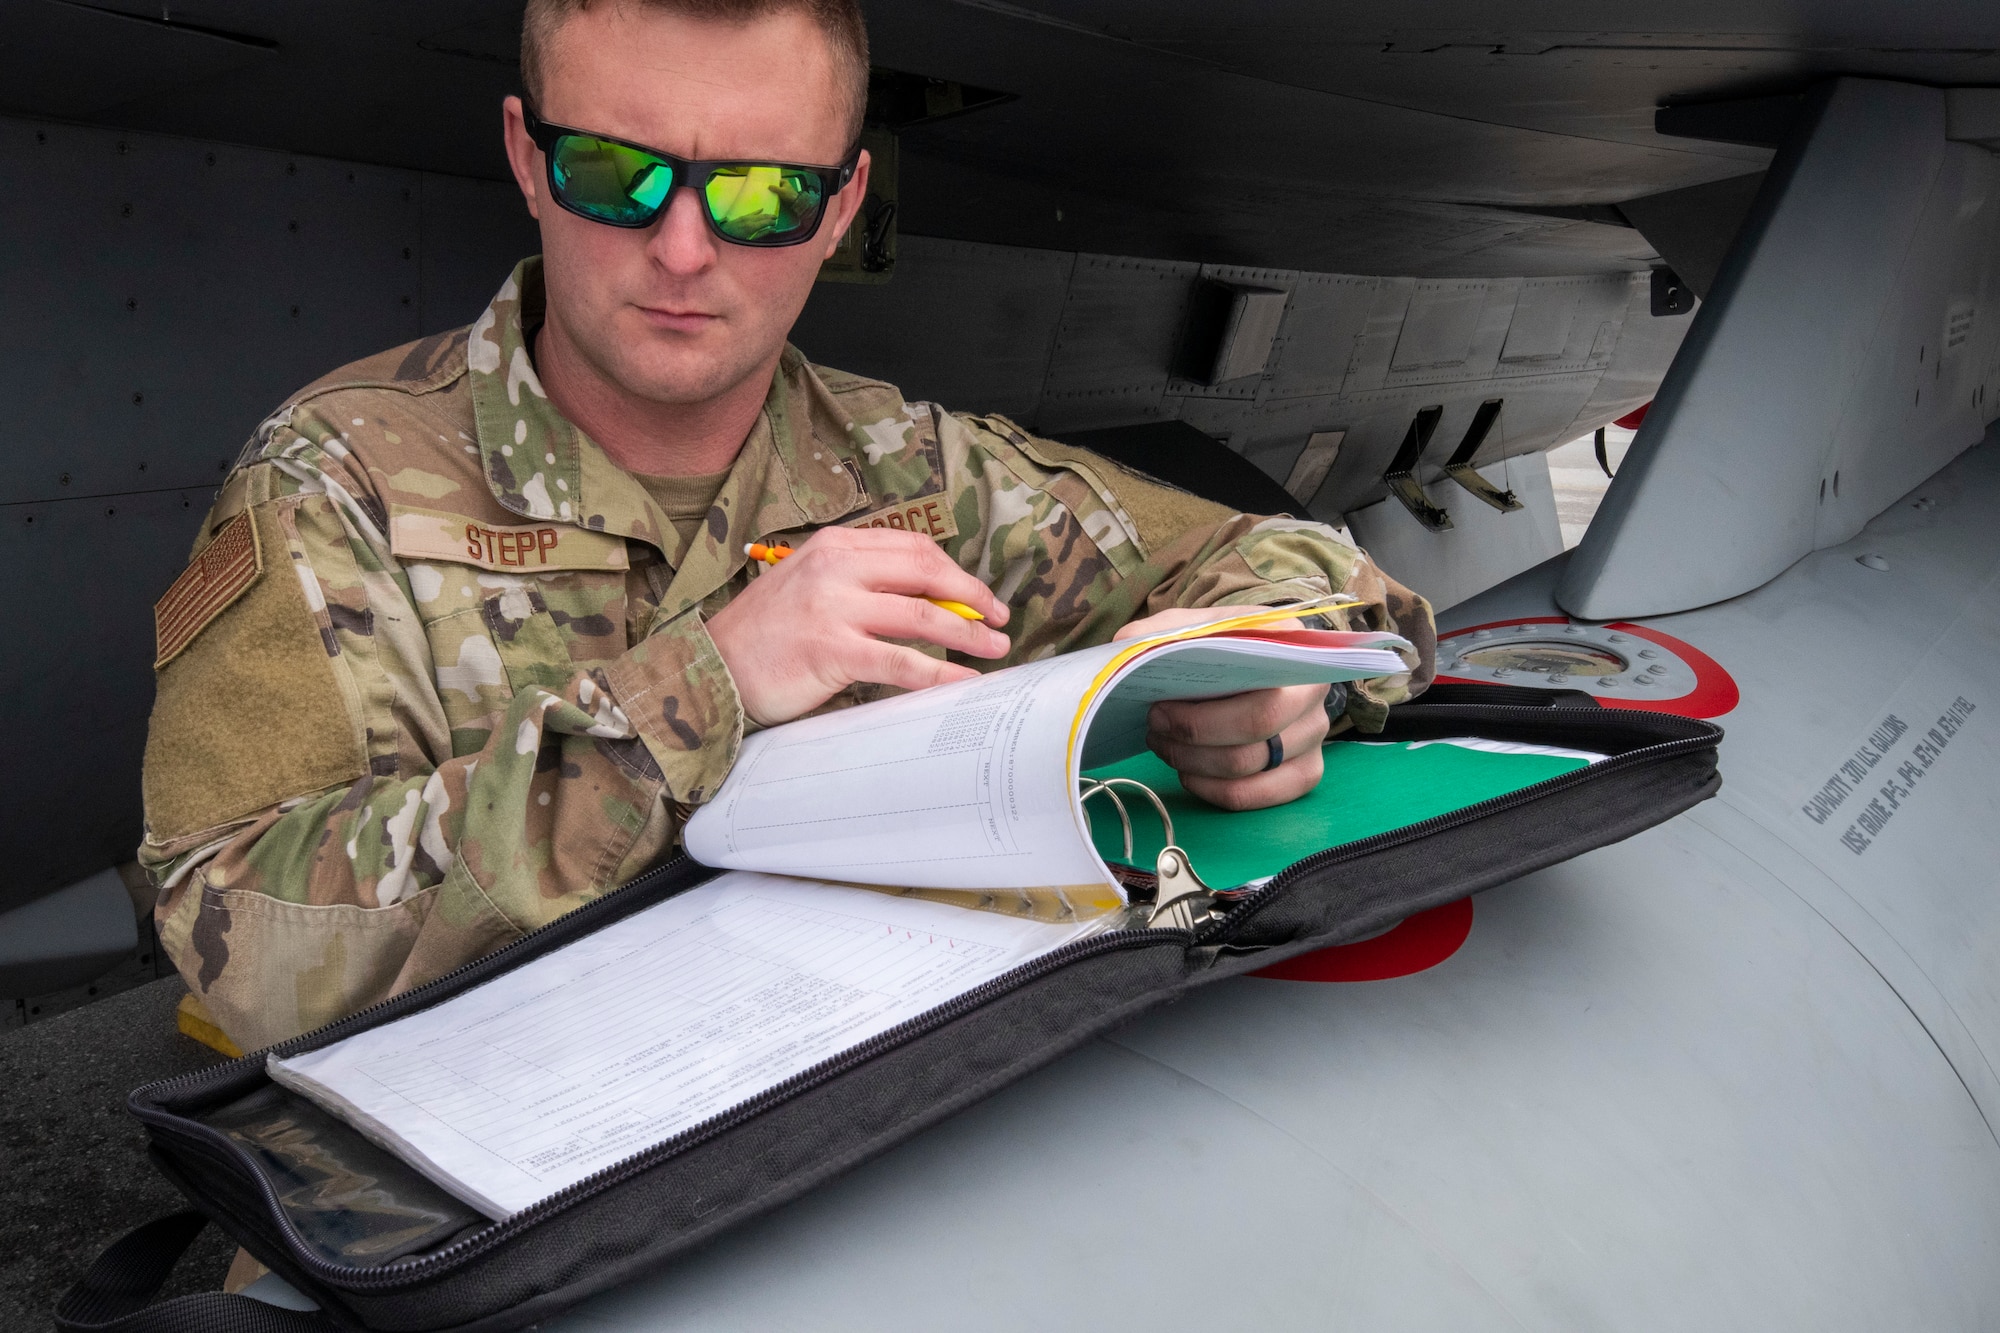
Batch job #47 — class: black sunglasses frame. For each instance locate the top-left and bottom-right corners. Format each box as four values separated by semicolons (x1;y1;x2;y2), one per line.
522;105;860;246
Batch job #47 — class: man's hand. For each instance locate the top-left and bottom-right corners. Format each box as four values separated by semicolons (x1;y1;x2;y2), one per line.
707;526;1011;726
1114;607;1330;811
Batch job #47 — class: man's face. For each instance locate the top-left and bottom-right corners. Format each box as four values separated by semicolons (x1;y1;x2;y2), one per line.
502;3;866;410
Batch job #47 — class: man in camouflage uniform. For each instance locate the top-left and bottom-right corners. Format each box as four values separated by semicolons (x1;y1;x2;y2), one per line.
141;0;1434;1051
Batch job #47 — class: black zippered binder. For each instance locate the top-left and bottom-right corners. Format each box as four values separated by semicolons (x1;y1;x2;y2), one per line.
61;688;1721;1333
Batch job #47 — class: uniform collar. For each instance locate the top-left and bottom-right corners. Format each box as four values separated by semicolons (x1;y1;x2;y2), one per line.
657;349;871;618
464;259;866;611
467;258;594;529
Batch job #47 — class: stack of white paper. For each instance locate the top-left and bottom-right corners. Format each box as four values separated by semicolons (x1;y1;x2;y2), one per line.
269;873;1101;1219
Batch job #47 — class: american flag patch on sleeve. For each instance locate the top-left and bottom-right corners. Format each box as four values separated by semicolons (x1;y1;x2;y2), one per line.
154;511;262;667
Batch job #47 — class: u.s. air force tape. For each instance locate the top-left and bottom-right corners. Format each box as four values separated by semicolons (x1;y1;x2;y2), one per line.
843;495;960;541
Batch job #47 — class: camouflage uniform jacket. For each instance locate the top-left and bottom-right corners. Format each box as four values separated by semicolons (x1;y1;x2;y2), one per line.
140;257;1436;1050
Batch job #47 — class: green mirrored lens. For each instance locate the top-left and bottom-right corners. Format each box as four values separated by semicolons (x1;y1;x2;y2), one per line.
550;135;674;225
703;164;823;241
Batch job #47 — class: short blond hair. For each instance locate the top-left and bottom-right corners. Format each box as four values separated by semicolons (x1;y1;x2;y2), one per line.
521;0;870;142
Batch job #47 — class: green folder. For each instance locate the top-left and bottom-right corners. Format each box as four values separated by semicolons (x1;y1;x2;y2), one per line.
1082;740;1591;889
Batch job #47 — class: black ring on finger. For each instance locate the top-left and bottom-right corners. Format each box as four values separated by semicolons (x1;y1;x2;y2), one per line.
1263;734;1285;772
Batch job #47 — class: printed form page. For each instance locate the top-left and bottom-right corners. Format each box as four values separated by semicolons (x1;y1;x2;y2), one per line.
268;873;1101;1219
684;642;1125;891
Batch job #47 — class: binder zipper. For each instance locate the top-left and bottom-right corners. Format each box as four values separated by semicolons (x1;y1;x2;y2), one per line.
135;701;1717;1293
136;866;1189;1290
1192;704;1719;947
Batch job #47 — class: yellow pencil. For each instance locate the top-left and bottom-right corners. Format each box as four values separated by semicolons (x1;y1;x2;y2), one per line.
744;543;987;622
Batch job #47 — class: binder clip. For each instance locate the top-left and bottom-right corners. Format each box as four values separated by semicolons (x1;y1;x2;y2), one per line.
1150;845;1219;932
1080;778;1222;931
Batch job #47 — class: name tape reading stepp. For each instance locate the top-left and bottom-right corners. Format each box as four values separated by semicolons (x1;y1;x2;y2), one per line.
388;506;632;573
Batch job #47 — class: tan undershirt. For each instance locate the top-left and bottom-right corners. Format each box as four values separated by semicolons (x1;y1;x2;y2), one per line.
633;468;732;556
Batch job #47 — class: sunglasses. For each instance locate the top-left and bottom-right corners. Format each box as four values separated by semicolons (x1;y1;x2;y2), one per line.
523;105;858;246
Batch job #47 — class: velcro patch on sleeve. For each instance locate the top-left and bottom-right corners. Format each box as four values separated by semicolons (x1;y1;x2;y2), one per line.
389;506;631;573
154;512;261;668
843;495;960;542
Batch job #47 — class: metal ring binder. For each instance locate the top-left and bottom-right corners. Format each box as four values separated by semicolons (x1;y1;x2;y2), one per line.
1079;777;1221;930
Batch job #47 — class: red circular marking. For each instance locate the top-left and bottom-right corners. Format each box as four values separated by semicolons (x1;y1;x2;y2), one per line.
1251;897;1474;983
1434;617;1738;719
1614;402;1651;431
1600;621;1738;718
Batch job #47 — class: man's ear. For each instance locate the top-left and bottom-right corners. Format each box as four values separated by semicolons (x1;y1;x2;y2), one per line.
819;148;872;261
502;95;544;221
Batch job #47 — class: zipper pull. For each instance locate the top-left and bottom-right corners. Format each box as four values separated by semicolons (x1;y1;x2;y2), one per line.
1151;846;1220;931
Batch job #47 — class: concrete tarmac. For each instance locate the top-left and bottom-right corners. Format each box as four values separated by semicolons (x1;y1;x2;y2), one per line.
0;976;230;1331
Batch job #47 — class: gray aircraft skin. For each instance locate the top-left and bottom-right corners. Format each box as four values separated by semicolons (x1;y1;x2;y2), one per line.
4;2;2000;1329
507;442;2000;1332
